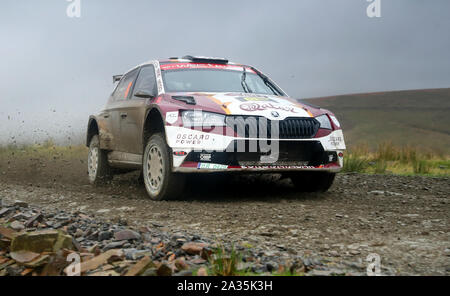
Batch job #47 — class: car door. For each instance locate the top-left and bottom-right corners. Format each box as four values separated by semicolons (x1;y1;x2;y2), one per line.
119;65;158;155
108;68;139;152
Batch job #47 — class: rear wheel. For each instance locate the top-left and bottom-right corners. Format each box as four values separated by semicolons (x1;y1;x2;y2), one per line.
289;171;336;192
142;133;185;200
88;135;112;184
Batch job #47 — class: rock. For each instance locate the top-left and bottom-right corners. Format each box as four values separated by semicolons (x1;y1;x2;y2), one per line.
98;231;112;241
191;257;207;264
87;244;100;254
87;231;99;241
175;258;189;271
196;267;208;276
201;247;213;260
181;242;209;255
13;200;28;208
329;251;340;257
117;206;135;212
0;226;17;239
403;214;420;218
11;230;72;253
74;229;84;238
385;191;403;196
10;250;40;263
141;268;158;276
72;249;124;274
368;190;385;195
88;270;120;276
309;269;334;276
0;238;11;250
174;270;193;276
125;256;154;276
124;248;152;261
151;222;163;228
11;213;31;221
157;263;173;276
96;209;111;214
114;229;141;241
24;254;51;268
6;264;24;276
0;208;13;218
347;243;360;250
309;269;345;276
102;241;126;251
10;221;25;231
266;261;278;272
444;248;450;257
0;259;15;271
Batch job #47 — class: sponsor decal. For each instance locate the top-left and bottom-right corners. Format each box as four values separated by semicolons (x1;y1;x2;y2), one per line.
165;111;178;124
153;61;164;94
176;133;210;145
240;102;298;113
329;136;343;147
160;63;255;73
239;96;271;102
197;163;228;170
199;153;212;161
241;165;315;169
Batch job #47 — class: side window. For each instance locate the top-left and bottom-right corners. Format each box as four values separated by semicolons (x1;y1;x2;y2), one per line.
112;69;139;101
132;65;157;99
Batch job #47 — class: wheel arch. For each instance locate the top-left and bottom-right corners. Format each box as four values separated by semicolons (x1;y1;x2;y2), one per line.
142;106;166;149
86;116;99;147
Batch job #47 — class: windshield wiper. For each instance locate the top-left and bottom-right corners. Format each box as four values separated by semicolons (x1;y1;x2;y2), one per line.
250;67;283;96
241;67;252;93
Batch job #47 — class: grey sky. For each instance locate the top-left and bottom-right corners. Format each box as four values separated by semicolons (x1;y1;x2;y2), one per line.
1;0;449;144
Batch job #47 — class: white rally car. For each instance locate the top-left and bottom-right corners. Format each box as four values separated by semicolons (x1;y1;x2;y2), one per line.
86;56;346;200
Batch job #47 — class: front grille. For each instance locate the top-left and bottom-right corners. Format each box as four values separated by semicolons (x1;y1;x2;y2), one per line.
226;116;320;139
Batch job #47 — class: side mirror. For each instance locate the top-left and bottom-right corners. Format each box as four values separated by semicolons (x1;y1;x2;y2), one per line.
134;90;155;99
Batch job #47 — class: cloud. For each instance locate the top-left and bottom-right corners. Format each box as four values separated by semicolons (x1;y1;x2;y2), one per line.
0;0;449;144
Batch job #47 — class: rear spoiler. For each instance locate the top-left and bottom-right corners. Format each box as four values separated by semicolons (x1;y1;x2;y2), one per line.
113;75;123;83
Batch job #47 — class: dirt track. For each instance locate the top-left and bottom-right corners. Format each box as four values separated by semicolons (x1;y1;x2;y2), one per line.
0;152;449;275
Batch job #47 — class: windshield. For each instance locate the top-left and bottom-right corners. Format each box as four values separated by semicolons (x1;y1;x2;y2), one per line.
162;68;281;95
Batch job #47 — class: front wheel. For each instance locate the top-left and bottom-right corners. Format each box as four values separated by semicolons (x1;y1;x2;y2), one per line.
142;133;185;200
289;171;336;192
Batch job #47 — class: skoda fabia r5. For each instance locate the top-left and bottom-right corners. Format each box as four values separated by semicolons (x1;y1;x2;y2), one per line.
86;56;346;200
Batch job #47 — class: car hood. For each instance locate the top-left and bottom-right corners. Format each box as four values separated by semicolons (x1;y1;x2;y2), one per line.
166;92;322;120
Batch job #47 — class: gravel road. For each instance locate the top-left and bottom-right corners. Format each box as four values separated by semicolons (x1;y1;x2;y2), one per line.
0;153;449;275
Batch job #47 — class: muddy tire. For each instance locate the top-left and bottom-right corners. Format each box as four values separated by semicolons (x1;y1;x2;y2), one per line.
289;172;336;192
88;135;112;185
142;133;185;200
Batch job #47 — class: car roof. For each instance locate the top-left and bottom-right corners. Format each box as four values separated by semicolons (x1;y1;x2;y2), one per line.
121;57;247;77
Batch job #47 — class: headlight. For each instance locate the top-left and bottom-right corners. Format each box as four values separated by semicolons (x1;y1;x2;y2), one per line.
181;111;226;127
329;115;341;128
316;114;332;130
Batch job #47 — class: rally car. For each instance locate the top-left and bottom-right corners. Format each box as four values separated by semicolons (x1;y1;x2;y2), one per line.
86;56;346;200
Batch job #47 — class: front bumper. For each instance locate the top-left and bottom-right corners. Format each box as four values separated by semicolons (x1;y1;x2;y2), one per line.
166;125;346;173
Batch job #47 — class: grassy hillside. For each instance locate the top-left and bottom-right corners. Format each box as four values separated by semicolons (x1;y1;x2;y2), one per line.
305;88;450;155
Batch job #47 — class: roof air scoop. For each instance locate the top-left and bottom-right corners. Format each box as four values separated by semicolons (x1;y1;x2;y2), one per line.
182;55;229;64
